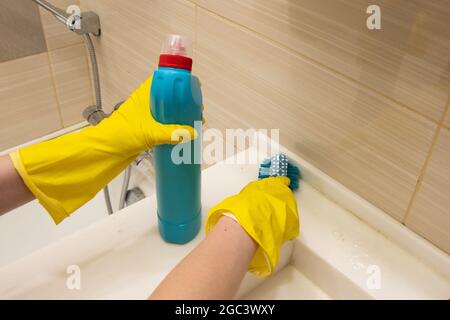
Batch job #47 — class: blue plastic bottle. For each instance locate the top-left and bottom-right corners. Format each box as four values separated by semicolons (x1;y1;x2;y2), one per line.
150;35;202;244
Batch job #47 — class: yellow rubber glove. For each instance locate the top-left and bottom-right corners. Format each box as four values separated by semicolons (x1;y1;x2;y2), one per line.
10;76;197;224
205;176;299;277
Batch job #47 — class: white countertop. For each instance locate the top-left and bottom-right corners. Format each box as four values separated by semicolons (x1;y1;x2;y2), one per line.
0;149;293;299
0;145;449;299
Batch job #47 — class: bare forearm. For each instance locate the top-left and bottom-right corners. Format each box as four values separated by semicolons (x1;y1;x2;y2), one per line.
0;155;34;215
149;216;257;300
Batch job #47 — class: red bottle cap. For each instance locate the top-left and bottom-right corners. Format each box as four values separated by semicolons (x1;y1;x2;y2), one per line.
158;54;192;71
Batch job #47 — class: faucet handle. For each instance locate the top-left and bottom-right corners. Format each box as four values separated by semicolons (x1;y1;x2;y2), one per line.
82;106;108;125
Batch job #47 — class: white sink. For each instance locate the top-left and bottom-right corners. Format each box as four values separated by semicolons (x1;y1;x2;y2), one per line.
0;136;449;299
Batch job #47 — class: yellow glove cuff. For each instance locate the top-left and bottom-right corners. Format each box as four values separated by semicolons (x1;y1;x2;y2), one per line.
10;150;68;224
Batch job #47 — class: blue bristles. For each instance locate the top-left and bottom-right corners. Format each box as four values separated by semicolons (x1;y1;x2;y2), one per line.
258;153;300;190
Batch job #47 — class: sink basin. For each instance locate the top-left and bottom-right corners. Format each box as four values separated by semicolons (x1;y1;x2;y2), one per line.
0;135;449;299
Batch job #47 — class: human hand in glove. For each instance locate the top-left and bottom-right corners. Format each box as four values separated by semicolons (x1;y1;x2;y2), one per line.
205;176;300;277
9;76;199;224
150;176;299;299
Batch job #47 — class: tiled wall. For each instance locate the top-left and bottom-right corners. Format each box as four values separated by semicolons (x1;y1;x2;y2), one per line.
79;0;196;113
0;0;93;151
65;0;450;253
2;1;446;253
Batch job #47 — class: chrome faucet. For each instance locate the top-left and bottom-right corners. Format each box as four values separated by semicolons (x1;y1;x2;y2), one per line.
33;1;105;125
32;1;147;213
33;0;105;126
31;0;119;213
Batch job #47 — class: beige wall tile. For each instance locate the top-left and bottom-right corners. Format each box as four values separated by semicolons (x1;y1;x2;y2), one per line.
0;0;47;62
195;0;450;123
445;106;450;128
406;128;450;253
65;0;446;249
79;0;196;112
196;9;436;221
48;44;94;126
39;0;82;50
0;54;62;151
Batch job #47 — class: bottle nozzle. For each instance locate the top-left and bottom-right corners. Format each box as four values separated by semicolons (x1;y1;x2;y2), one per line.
161;34;192;58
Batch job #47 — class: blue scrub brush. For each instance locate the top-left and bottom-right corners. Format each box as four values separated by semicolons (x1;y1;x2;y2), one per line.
258;153;300;190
